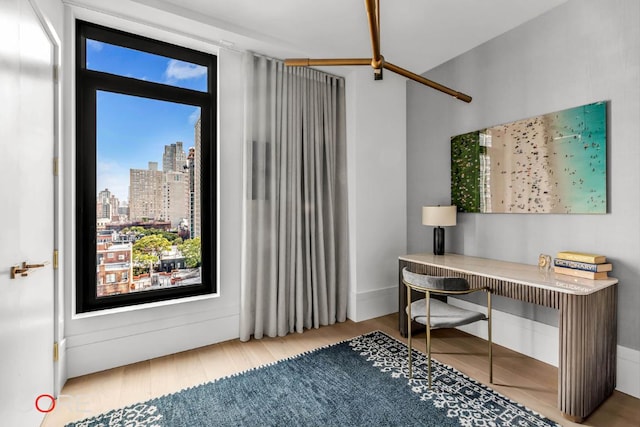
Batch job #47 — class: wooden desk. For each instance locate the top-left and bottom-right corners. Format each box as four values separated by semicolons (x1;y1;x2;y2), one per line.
398;253;618;423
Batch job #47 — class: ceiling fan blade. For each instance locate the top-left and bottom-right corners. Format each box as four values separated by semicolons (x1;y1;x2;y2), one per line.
285;58;371;67
364;0;382;69
384;61;472;103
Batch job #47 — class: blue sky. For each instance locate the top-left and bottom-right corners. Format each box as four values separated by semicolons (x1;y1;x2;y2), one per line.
88;39;206;202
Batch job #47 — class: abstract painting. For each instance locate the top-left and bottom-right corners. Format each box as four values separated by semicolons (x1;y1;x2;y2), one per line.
451;101;607;214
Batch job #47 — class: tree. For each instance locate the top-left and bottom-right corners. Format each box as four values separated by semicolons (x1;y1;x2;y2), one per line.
159;230;180;243
132;252;156;275
121;226;145;243
178;237;201;268
123;226;146;235
134;227;180;242
132;234;172;273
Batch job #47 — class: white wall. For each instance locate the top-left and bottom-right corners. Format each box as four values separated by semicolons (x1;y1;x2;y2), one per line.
33;0;63;31
406;0;640;397
346;67;407;322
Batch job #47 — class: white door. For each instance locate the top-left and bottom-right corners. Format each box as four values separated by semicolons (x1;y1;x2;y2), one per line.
0;0;56;426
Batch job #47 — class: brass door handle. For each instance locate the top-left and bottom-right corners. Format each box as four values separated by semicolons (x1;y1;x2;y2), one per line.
10;261;49;279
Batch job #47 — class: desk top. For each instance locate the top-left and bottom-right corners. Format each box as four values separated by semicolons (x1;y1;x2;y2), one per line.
399;253;618;295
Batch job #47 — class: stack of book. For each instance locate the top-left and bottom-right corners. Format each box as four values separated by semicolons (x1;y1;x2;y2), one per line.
554;251;612;279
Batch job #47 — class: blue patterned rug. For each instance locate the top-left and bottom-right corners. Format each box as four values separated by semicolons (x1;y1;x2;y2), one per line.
66;331;559;426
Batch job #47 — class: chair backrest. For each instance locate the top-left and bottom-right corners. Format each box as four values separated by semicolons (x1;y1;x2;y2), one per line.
402;267;469;291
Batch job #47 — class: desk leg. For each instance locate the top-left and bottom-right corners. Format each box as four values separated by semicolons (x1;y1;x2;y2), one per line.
558;285;617;422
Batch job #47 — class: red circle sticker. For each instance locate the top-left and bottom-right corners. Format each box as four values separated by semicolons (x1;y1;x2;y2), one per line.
35;394;56;413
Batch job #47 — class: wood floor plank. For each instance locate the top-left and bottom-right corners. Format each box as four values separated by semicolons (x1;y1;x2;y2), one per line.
119;360;151;405
195;342;242;382
42;314;640;427
148;351;206;398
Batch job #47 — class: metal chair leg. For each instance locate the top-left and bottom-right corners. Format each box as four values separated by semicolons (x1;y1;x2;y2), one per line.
426;292;432;389
407;285;413;379
488;291;493;384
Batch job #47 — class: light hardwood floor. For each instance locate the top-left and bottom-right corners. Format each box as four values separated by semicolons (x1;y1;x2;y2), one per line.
43;314;639;426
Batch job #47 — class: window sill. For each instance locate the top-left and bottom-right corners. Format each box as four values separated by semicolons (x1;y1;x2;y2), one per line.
72;291;220;320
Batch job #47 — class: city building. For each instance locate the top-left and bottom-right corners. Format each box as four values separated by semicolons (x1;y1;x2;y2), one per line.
117;201;129;222
96;242;133;297
129;162;164;222
162;141;187;173
129;145;191;229
187;146;196;238
97;188;120;222
159;246;186;273
162;170;190;228
192;117;201;237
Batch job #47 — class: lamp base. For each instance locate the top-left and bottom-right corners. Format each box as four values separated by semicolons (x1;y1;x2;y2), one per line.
433;227;445;255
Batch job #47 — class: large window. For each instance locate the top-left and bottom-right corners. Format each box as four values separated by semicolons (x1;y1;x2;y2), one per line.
76;21;217;312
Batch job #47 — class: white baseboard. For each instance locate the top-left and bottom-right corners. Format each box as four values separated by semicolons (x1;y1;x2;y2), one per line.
349;285;397;322
55;338;67;395
447;298;640;399
66;314;239;378
617;345;640;398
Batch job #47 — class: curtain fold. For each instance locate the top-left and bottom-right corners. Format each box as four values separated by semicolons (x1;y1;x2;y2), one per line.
240;53;348;342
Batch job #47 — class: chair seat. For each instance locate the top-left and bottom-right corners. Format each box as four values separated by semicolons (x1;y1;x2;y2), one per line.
408;298;487;329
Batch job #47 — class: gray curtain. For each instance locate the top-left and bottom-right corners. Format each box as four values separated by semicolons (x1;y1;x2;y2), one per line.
240;53;349;342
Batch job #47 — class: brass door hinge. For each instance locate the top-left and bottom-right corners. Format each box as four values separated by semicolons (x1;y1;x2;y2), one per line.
54;157;59;176
53;342;59;362
53;250;58;270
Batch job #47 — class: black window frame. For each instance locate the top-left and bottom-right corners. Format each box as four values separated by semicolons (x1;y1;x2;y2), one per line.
76;20;217;313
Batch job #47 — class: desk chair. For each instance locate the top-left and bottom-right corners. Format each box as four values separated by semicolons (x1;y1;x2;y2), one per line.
402;267;492;388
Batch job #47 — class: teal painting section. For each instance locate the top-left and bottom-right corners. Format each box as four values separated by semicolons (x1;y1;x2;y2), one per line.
549;102;607;213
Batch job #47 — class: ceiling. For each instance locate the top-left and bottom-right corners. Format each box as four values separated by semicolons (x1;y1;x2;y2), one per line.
132;0;568;75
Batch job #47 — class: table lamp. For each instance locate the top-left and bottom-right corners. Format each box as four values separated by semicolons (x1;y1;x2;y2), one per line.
422;205;457;255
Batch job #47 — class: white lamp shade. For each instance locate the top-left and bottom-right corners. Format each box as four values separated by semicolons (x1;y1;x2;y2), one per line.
422;206;457;226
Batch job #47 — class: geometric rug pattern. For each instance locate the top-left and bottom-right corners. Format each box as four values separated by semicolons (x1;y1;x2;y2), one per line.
352;332;560;427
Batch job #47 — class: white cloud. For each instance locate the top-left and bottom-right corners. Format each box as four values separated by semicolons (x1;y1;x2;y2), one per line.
165;59;207;81
87;39;104;52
